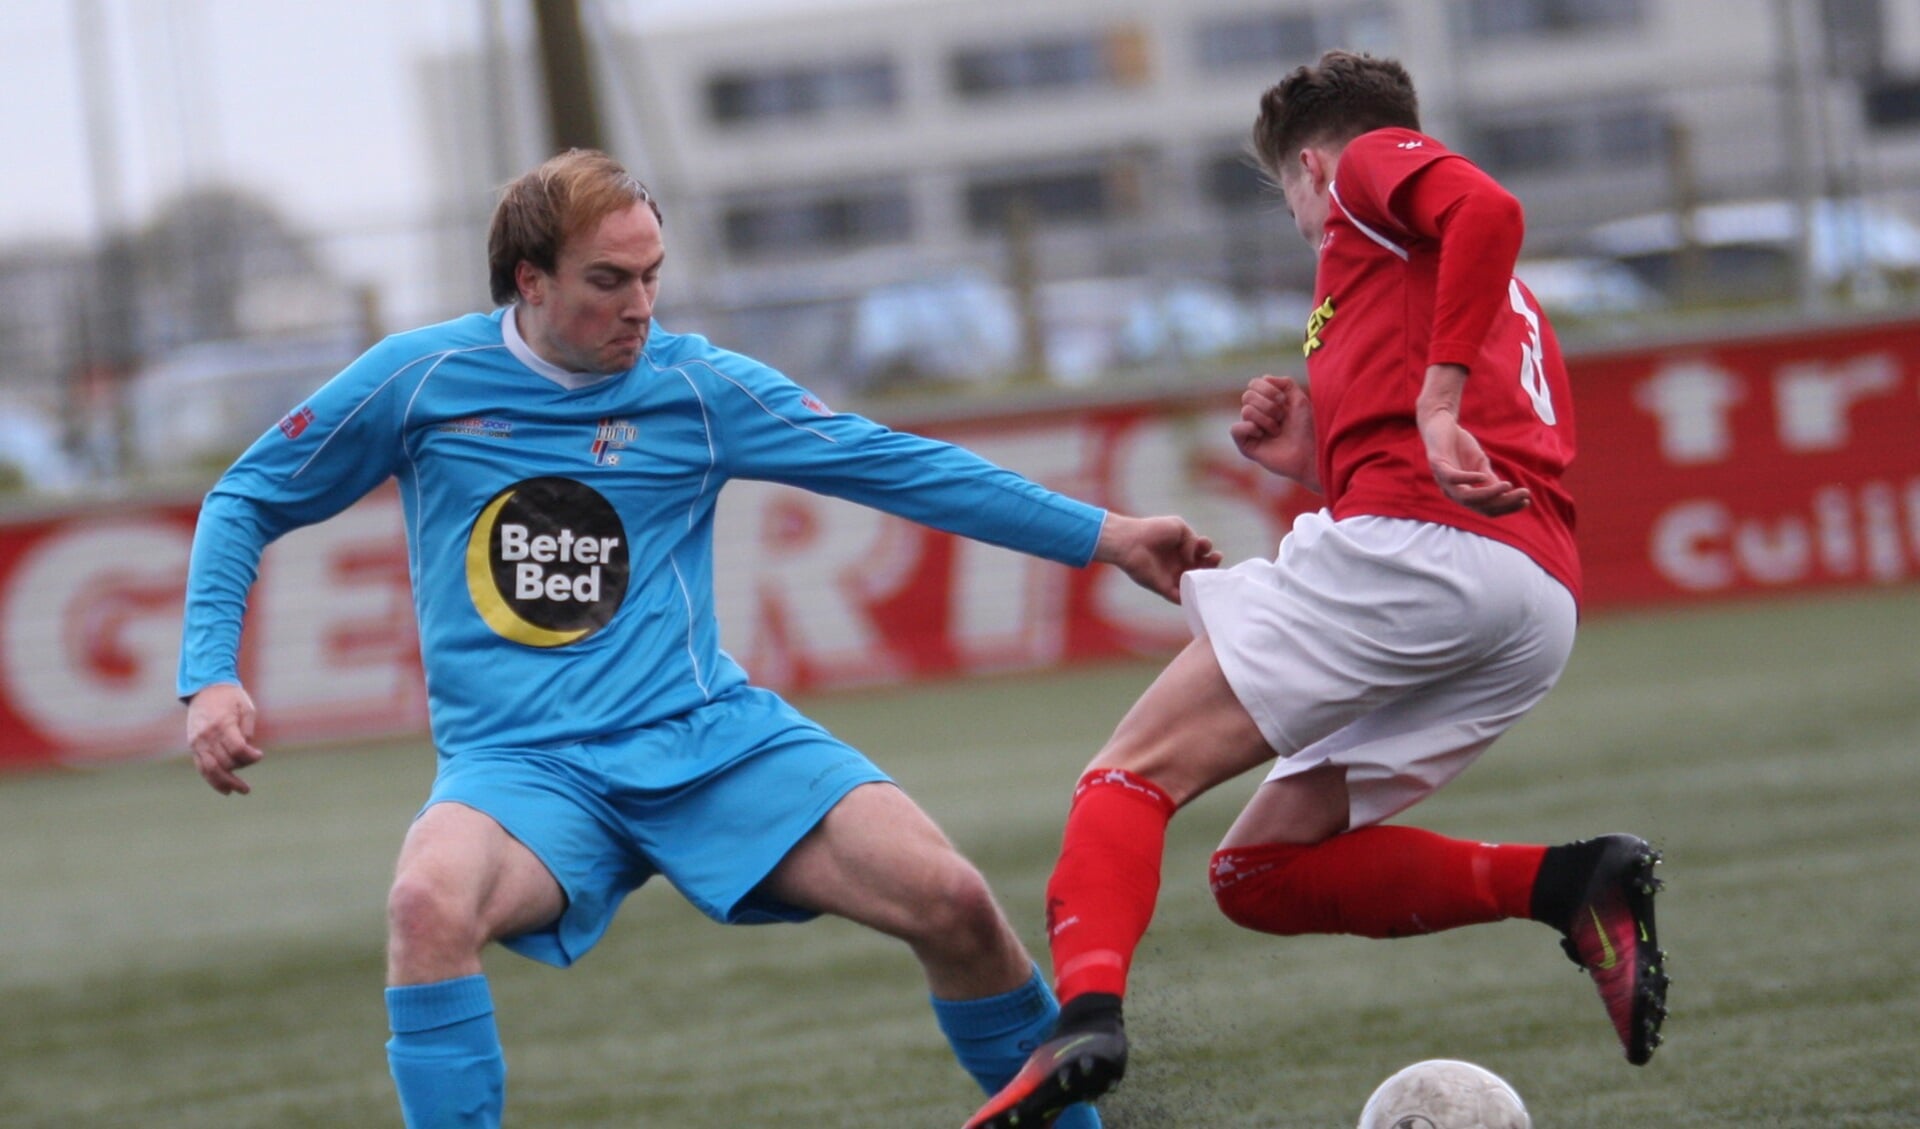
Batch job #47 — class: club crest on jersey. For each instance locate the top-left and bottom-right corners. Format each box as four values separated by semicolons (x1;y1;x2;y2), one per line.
465;477;630;648
589;417;636;465
1302;295;1336;357
278;405;315;439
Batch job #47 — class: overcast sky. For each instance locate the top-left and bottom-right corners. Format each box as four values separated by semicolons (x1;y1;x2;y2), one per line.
0;0;878;326
1;0;868;243
6;1;477;242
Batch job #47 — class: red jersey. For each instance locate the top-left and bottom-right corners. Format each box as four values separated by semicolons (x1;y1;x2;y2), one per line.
1305;127;1581;601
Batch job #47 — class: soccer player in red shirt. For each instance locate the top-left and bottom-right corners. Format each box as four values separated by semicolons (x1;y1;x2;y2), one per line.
966;51;1668;1129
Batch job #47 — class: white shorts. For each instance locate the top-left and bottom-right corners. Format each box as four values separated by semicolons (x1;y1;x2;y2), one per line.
1181;511;1577;829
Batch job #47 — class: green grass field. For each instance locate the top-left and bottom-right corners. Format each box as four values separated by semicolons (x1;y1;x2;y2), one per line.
5;589;1920;1127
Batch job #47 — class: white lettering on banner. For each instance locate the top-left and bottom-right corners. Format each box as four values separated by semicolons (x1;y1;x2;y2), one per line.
712;480;902;688
0;521;188;751
1773;354;1899;452
1651;502;1737;591
1102;409;1294;630
1650;478;1920;591
1815;485;1855;576
1635;359;1746;464
251;499;420;723
1908;480;1920;566
1861;481;1906;581
944;429;1092;670
1737;515;1815;585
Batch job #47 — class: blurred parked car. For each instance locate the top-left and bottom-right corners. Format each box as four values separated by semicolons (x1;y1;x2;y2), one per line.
1585;197;1920;301
0;401;81;494
128;333;361;471
1515;256;1663;319
848;272;1303;389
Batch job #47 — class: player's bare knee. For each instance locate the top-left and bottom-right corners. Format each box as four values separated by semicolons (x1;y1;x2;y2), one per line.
908;859;1007;957
386;873;485;964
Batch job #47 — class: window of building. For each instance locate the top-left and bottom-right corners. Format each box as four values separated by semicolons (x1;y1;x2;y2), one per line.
951;27;1151;98
721;184;913;257
965;170;1107;230
1475;119;1570;174
1593;105;1665;160
1468;99;1666;176
707;59;897;125
1197;12;1315;68
1865;75;1920;129
964;156;1147;231
1204;149;1270;208
952;36;1101;96
1195;4;1395;69
1465;0;1645;38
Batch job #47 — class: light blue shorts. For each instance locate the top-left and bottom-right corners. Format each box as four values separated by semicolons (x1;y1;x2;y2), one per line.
423;685;891;968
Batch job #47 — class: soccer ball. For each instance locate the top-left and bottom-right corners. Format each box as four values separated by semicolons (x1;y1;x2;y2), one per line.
1356;1059;1531;1129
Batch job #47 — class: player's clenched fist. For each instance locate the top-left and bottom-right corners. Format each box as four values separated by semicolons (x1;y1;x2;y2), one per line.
1230;374;1320;490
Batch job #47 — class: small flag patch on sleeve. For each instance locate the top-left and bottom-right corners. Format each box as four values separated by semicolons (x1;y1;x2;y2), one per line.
278;406;316;439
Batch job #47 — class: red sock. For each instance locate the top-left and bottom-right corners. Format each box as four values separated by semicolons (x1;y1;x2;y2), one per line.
1209;826;1545;939
1046;768;1178;1003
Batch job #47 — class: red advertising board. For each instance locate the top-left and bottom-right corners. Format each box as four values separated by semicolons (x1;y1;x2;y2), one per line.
1568;317;1920;605
0;394;1307;768
3;316;1918;769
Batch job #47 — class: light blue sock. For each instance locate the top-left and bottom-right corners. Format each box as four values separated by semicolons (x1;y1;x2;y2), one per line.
931;966;1102;1129
385;974;506;1129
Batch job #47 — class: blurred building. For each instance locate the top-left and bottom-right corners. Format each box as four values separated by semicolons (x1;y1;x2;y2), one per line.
413;0;1920;391
0;189;369;490
408;0;1920;391
11;0;1920;494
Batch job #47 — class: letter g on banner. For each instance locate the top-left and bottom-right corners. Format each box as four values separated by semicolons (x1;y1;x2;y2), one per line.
1;519;190;760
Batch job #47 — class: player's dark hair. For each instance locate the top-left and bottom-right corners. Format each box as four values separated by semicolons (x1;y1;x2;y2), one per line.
487;149;663;306
1251;51;1421;181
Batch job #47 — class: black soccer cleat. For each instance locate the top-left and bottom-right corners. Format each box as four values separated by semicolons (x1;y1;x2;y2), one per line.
1547;833;1670;1065
961;1027;1128;1129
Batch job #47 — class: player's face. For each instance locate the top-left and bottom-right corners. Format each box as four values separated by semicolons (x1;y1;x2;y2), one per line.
1280;161;1330;249
520;201;664;374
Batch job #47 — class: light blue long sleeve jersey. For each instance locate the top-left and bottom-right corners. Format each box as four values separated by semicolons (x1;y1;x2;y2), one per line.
178;308;1105;763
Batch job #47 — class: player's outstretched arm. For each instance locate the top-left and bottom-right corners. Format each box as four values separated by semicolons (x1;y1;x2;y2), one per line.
1416;363;1531;517
1229;374;1320;491
1092;513;1222;603
185;682;265;796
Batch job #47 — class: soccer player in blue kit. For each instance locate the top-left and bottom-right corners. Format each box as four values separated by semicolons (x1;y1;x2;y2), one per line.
178;149;1220;1128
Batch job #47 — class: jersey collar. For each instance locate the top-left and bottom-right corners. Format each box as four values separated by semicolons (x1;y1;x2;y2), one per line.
501;305;625;391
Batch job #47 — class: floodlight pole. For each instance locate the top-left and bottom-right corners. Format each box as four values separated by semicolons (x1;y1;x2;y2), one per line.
72;0;137;478
1776;0;1827;315
532;0;606;153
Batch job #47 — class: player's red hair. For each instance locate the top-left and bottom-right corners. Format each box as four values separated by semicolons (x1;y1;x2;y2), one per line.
487;149;662;305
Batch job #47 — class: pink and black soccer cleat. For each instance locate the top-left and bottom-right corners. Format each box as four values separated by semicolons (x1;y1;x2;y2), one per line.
1554;833;1670;1065
962;1027;1128;1129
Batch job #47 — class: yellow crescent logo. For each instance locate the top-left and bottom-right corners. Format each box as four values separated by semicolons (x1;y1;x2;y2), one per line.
466;488;593;648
